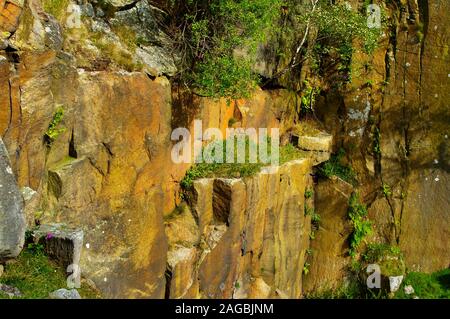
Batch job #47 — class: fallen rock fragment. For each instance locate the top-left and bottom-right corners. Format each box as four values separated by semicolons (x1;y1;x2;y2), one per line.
49;288;81;299
404;285;414;295
389;275;404;293
0;137;26;260
32;224;84;269
0;283;22;298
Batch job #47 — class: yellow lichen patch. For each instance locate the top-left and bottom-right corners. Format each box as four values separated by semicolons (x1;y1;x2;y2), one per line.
111;25;138;52
14;3;33;44
91;33;142;72
293;121;323;136
42;0;70;21
128;194;166;271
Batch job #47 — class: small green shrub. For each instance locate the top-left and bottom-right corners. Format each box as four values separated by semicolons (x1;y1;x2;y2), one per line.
305;204;320;224
44;107;66;144
194;55;257;99
317;148;357;185
27;242;44;254
303;3;382;87
382;183;392;197
304;188;314;199
177;0;282;99
303;262;310;275
362;243;405;277
301;81;321;113
348;193;372;258
311;212;321;224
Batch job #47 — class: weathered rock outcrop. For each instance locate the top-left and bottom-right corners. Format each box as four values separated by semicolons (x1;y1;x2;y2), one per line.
166;159;314;299
0;137;25;259
303;0;450;289
0;0;448;299
32;223;83;270
0;0;23;34
0;48;177;297
302;178;353;293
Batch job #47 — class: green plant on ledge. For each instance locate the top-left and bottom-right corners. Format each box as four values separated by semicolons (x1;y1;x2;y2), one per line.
362;243;402;264
304;188;314;199
180;140;304;190
394;268;450;299
382;183;392;197
304;203;314;217
303;262;311;275
179;0;282;99
44;106;66;144
311;212;321;224
317;148;357;185
348;193;372;258
301;81;321;114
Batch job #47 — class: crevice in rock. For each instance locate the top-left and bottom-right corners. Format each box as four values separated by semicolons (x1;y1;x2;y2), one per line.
116;1;140;13
417;0;429;117
102;142;114;157
212;180;232;226
47;170;62;200
164;267;172;299
69;129;78;158
146;72;156;81
6;77;13;134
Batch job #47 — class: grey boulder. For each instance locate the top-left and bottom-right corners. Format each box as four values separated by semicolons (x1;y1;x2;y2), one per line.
0;283;23;298
0;137;26;259
49;288;81;299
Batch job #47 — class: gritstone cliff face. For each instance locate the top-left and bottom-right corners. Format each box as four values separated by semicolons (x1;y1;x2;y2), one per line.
0;0;448;298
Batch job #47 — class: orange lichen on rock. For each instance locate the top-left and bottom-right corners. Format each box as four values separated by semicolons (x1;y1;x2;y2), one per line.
0;0;23;33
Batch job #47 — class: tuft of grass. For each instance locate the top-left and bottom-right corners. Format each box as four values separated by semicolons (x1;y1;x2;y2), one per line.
279;143;305;164
163;204;185;222
42;0;71;21
317;148;357;185
311;212;321;224
304;281;366;299
304;188;314;199
44;106;66;144
91;33;142;72
180;139;304;189
112;25;138;51
362;243;402;264
0;247;100;299
362;243;405;277
303;262;310;275
394;268;450;299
